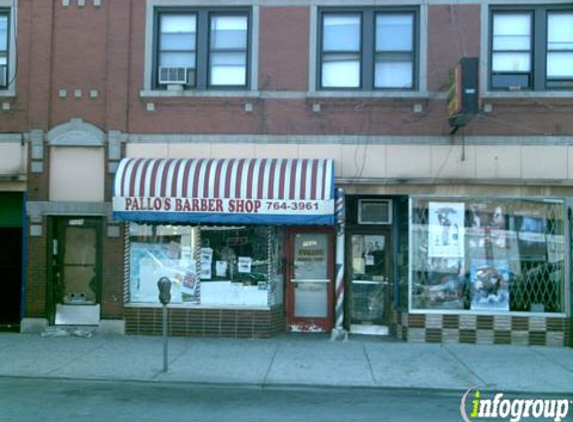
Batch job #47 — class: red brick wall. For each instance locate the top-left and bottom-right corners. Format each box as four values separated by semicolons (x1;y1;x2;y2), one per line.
427;5;481;92
25;218;48;318
2;1;569;136
100;223;124;319
125;306;286;338
259;7;309;91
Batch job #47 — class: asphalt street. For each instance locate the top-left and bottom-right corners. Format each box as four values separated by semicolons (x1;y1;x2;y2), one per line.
1;377;572;422
1;377;460;422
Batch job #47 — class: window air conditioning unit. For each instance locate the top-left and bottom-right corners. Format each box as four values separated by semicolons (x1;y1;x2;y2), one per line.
358;199;393;225
158;67;191;85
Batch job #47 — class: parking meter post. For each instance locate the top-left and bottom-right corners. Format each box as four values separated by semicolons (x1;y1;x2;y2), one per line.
157;277;172;373
162;303;168;372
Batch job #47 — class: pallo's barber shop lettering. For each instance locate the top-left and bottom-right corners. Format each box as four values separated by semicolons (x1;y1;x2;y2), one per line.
124;197;263;214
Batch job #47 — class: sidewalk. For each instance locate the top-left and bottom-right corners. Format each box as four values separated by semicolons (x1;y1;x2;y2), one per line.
0;331;572;394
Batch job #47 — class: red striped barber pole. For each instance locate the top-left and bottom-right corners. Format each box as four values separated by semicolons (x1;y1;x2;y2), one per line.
335;188;345;330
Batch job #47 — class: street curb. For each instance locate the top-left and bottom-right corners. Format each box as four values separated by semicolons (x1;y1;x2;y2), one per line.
2;374;572;397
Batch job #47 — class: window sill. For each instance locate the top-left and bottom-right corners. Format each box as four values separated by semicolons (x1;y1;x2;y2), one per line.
0;89;16;97
307;90;438;99
483;91;573;99
140;89;440;100
140;89;260;98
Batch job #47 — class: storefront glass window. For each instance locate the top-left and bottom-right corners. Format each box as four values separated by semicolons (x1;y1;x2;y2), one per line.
410;197;566;313
200;226;270;306
128;224;283;307
129;224;199;304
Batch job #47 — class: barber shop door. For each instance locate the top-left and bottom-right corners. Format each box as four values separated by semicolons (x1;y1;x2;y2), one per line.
49;217;102;325
286;228;334;332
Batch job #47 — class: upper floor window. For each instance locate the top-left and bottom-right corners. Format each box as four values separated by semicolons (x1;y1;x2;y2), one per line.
0;11;9;89
318;8;418;91
154;9;250;90
490;6;573;91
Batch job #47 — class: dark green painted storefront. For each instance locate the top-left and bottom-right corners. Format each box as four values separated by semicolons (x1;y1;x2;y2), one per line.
0;192;24;329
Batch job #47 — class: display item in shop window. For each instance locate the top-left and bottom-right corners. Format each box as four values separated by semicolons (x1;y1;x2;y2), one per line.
428;202;464;258
468;204;509;249
517;216;547;261
216;260;228;277
470;259;510;311
423;258;466;310
238;257;252;274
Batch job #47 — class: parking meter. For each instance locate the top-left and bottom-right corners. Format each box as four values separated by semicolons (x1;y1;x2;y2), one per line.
157;277;172;305
157;277;172;372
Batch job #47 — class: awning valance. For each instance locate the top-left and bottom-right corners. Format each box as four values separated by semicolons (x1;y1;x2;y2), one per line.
113;158;335;225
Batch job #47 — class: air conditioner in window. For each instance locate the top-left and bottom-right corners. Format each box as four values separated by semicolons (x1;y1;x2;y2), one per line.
158;67;191;85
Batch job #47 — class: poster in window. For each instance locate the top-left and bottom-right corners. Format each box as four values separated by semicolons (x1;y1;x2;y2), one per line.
428;202;465;258
547;234;564;263
238;257;252;274
216;260;228;277
130;242;199;303
470;259;510;311
180;270;199;303
423;258;465;310
468;203;510;250
517;215;547;261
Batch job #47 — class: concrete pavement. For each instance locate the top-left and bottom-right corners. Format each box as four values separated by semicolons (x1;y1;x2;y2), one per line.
0;332;572;394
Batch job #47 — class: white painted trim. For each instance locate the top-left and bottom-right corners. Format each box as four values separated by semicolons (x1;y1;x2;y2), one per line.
125;133;573;145
483;91;573;99
0;133;22;142
144;0;573;5
47;118;105;146
140;89;440;99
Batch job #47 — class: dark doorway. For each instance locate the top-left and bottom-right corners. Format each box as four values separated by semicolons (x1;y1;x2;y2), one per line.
49;217;102;325
0;228;22;330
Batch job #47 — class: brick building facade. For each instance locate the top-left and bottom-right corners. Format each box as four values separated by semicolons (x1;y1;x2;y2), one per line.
0;0;572;346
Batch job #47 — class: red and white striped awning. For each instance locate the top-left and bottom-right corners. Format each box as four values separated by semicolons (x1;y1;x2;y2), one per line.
113;158;335;225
